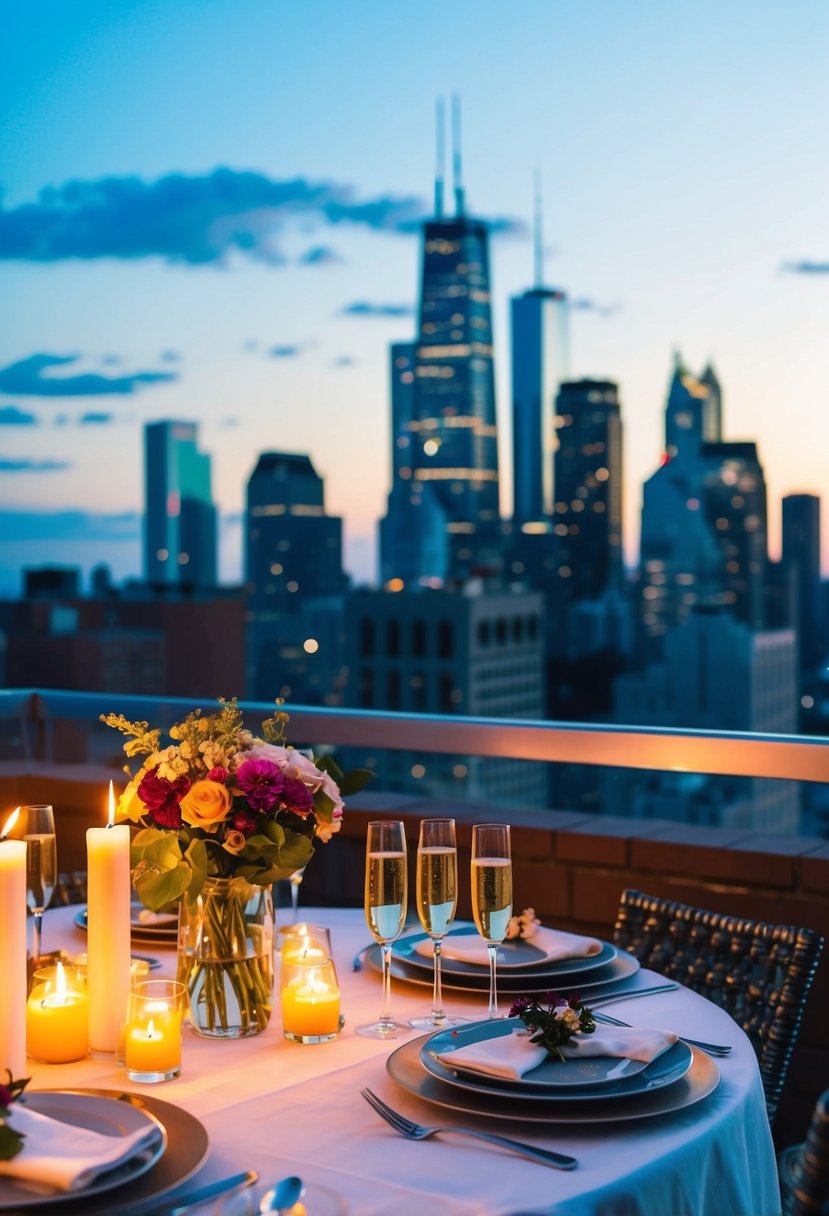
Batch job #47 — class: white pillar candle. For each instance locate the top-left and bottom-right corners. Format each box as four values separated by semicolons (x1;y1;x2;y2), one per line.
86;785;131;1054
0;839;27;1076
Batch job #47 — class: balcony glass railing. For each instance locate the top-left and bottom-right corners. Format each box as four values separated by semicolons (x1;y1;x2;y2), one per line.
2;688;826;838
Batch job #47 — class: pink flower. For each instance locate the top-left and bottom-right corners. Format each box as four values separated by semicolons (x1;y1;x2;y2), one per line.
236;757;285;812
281;775;313;817
137;767;190;829
233;807;260;837
205;766;229;784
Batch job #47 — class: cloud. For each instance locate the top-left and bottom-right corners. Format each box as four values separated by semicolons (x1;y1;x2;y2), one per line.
0;405;37;425
0;353;177;397
571;298;622;317
341;301;415;318
780;260;829;275
79;411;114;425
299;245;344;266
0;509;139;539
332;355;357;367
160;349;181;362
0;167;524;267
0;458;72;472
268;344;303;359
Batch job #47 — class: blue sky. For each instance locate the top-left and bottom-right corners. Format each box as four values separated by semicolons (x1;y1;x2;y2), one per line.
1;0;827;593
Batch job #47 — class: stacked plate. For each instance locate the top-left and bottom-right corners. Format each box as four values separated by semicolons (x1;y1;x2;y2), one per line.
75;903;178;945
0;1090;208;1213
387;1017;721;1127
366;923;642;996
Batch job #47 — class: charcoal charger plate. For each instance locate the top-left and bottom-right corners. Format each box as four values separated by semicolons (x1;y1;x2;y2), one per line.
0;1091;166;1211
387;1035;720;1125
366;942;640;994
396;926;615;981
75;905;178;943
0;1090;210;1215
420;1018;693;1101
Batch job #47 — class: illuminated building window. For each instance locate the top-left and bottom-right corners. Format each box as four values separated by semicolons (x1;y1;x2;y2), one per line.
593;502;606;513
716;517;729;530
571;501;585;512
178;553;190;565
303;638;319;654
559;566;572;577
554;523;568;536
286;580;299;593
411;764;426;780
269;563;283;575
156;548;168;560
595;467;609;481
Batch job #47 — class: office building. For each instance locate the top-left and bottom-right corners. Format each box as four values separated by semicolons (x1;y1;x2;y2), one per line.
782;493;823;673
144;421;217;590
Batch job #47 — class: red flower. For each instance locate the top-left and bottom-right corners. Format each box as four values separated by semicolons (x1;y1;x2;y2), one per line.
206;766;229;784
233;807;260;837
137;767;190;830
281;775;313;817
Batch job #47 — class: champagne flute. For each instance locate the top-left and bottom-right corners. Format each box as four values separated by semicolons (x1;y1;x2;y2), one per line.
471;823;512;1020
410;818;461;1029
288;866;306;920
14;805;57;964
357;820;408;1038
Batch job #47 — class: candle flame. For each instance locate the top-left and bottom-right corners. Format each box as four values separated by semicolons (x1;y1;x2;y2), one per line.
147;1019;156;1039
55;961;67;1005
1;807;21;839
107;781;116;827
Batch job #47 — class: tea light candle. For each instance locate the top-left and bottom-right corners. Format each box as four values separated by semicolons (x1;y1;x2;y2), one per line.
86;783;131;1054
125;1009;182;1077
0;818;27;1076
26;962;88;1063
281;960;340;1042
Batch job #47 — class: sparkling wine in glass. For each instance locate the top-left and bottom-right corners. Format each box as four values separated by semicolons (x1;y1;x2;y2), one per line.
410;818;461;1029
357;820;408;1038
14;805;57;964
471;823;512;1019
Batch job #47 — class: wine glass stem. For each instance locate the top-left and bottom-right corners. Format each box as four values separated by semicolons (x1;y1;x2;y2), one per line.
290;880;300;918
32;908;43;964
380;942;393;1026
487;942;499;1019
431;939;445;1023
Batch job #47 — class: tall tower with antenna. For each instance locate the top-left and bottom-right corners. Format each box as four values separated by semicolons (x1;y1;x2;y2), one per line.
401;94;502;583
510;171;570;522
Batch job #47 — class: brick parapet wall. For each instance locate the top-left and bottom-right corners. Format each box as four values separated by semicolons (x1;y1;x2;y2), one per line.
2;766;826;1142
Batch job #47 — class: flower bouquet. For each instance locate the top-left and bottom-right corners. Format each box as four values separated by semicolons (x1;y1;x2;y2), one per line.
509;992;596;1062
102;699;370;1037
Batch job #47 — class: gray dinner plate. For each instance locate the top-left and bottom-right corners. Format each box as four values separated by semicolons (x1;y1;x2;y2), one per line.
0;1091;166;1210
394;926;616;981
75;905;178;942
367;941;640;994
420;1018;693;1101
387;1035;720;1125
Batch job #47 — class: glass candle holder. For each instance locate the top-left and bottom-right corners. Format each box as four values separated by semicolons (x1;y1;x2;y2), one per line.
26;962;88;1063
277;923;333;961
281;957;340;1044
125;979;185;1083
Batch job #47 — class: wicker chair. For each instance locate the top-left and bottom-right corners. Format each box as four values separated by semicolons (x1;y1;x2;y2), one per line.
613;888;823;1127
779;1089;829;1215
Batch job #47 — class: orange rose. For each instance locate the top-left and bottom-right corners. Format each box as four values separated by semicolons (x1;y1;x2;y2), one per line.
179;780;232;833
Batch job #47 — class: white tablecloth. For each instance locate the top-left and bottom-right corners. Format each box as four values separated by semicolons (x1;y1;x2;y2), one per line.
27;904;782;1216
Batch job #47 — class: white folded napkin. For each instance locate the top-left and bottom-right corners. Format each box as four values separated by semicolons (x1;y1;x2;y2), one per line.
0;1102;161;1193
435;1026;678;1082
413;925;603;969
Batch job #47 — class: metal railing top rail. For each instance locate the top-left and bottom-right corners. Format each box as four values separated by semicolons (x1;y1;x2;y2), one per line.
2;688;827;785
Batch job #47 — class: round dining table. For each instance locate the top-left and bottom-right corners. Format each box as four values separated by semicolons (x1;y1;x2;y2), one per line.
18;903;782;1216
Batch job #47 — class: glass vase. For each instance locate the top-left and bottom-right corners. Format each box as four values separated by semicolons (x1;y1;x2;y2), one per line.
177;876;274;1038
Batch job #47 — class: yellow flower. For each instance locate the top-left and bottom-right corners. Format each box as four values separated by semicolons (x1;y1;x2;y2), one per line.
117;780;148;823
180;780;233;834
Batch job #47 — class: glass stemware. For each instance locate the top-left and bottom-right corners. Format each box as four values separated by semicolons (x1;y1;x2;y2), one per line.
410;818;461;1030
357;819;408;1038
288;866;307;920
471;823;512;1020
11;805;57;965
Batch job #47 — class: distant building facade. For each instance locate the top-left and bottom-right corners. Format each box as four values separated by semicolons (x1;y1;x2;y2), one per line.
144;420;217;590
782;493;823;673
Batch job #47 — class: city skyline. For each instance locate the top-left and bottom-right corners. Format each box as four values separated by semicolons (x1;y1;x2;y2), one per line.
1;1;827;595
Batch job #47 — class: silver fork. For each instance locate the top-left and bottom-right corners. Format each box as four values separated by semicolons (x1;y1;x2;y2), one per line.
592;1011;732;1056
361;1088;577;1170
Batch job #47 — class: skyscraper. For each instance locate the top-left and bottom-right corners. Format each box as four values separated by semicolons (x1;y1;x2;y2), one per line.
511;288;569;522
245;452;348;703
383;100;501;585
664;352;722;460
782;493;822;672
144;420;216;589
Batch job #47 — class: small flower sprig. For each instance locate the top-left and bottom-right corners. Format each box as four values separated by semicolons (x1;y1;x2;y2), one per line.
506;907;541;940
509;992;597;1062
0;1073;30;1161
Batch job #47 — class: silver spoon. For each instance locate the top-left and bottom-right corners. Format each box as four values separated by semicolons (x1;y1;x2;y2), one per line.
259;1175;305;1212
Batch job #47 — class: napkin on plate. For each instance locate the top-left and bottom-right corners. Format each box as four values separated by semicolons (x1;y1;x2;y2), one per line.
413;925;603;968
0;1102;161;1193
435;1026;678;1082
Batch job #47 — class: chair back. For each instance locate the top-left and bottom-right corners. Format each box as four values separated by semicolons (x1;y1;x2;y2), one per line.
614;888;823;1126
784;1089;829;1216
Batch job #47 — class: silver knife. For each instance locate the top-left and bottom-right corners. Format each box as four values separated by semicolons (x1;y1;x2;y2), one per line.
166;1169;258;1215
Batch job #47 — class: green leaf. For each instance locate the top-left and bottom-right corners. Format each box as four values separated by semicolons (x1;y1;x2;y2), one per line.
0;1126;25;1162
131;827;183;871
183;837;208;904
313;788;336;820
315;753;344;781
338;767;374;796
133;861;191;911
261;819;287;847
275;833;314;873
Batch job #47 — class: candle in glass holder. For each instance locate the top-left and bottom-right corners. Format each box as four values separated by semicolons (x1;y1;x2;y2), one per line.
125;979;184;1082
281;958;340;1043
27;962;88;1063
86;783;131;1054
0;817;27;1076
278;923;332;963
